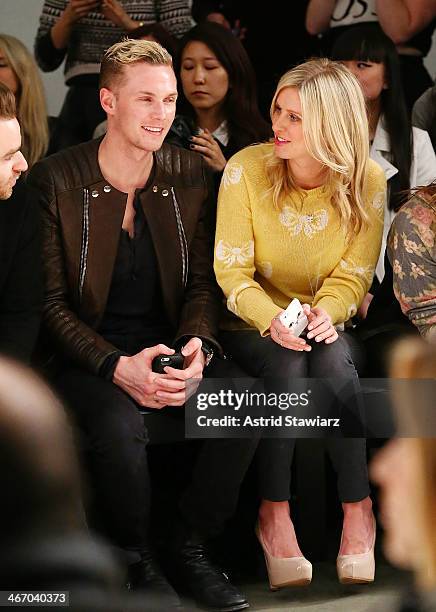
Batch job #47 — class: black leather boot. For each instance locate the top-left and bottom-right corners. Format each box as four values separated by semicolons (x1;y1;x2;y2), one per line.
171;530;249;611
127;550;182;610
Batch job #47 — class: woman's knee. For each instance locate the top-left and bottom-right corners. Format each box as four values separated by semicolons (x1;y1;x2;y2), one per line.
222;331;307;378
261;342;308;380
309;334;357;377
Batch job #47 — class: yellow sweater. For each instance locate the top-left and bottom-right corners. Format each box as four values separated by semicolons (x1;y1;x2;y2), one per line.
214;143;386;335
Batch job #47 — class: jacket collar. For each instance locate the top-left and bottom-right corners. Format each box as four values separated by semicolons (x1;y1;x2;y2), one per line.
81;137;177;190
77;138;184;327
370;115;398;180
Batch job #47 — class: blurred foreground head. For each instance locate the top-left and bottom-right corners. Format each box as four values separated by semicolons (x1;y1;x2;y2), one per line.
371;340;436;591
0;357;82;544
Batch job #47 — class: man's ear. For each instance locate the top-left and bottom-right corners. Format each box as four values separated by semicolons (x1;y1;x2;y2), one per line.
100;87;117;115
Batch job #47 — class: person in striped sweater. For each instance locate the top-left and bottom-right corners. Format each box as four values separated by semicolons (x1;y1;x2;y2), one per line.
34;0;193;149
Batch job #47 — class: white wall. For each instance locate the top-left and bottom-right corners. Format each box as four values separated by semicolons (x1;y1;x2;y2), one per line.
1;0;67;116
425;30;436;78
1;0;435;117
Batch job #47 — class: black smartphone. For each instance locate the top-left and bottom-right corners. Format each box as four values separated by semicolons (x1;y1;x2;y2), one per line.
152;352;185;374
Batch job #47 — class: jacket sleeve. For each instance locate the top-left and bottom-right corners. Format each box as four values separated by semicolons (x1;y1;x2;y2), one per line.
175;163;223;354
387;196;436;342
28;162;121;375
412;128;436;188
0;188;43;363
312;164;386;324
412;86;436;134
34;1;68;72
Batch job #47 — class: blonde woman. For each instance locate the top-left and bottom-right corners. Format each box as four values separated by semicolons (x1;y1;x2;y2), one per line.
371;339;436;612
214;58;386;588
0;35;49;169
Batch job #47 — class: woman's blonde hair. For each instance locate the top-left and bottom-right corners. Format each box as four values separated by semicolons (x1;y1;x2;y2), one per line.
391;339;436;590
0;34;49;169
266;58;370;236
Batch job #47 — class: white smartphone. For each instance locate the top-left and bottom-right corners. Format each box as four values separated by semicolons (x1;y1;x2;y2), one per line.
279;298;309;337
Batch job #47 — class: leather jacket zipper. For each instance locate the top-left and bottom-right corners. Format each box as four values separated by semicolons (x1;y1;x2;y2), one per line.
171;187;189;287
79;187;90;301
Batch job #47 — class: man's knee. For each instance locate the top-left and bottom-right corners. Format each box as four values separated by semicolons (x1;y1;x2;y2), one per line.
57;370;147;446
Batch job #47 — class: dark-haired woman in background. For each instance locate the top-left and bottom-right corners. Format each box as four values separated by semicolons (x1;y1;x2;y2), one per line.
306;0;436;111
167;22;270;175
332;24;436;375
332;25;436;298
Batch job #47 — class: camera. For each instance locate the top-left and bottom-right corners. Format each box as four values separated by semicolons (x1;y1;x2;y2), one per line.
279;298;309;337
152;352;185;374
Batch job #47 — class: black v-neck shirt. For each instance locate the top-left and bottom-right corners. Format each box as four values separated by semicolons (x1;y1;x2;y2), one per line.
98;176;174;355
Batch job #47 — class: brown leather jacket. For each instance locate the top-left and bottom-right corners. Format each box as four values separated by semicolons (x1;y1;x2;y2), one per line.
28;138;222;375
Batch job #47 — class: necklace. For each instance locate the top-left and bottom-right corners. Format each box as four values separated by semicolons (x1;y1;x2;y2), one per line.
281;190;328;302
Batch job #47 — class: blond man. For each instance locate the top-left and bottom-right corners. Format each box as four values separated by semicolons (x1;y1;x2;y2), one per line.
29;39;254;611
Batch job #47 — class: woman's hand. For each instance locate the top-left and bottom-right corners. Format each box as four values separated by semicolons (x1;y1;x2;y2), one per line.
206;14;247;40
270;309;312;351
206;12;231;28
53;1;100;51
357;292;374;320
63;0;100;24
101;0;136;30
189;129;227;173
306;306;338;344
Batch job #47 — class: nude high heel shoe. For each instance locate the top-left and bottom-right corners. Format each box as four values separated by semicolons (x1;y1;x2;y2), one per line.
255;523;312;590
336;514;376;584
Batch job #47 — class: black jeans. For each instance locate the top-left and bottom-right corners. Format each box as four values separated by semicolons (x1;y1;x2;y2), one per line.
56;357;258;564
221;330;370;504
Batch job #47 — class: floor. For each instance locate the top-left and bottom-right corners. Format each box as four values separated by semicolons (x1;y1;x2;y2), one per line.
180;558;408;612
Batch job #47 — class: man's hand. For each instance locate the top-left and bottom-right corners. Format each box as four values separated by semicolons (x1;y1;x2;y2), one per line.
270;307;312;351
306;306;338;344
112;344;174;408
154;337;205;406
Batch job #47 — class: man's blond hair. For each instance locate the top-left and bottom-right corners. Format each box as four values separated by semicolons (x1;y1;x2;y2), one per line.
99;38;173;90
